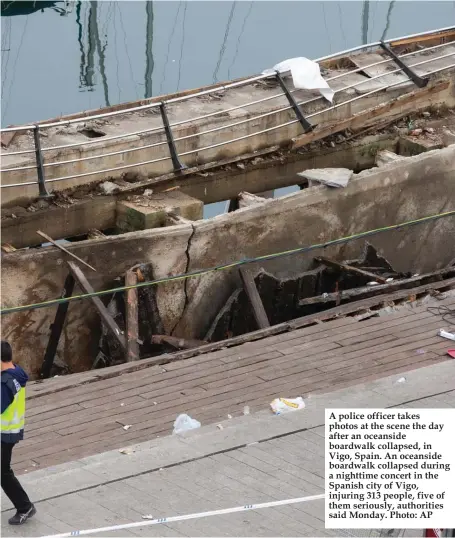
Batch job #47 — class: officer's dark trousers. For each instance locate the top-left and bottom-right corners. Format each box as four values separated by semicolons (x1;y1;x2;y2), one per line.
1;442;32;513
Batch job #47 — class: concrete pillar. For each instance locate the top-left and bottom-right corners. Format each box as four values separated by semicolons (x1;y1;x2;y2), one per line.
116;190;203;232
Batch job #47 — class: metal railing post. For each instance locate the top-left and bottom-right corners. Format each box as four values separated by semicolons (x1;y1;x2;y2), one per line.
275;72;313;133
33;125;53;198
380;41;428;88
159;102;186;172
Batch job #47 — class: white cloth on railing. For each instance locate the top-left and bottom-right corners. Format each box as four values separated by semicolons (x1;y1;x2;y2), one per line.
262;57;334;103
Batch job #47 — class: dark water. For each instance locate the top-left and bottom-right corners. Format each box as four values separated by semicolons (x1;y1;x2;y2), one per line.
1;1;454;217
2;0;454;128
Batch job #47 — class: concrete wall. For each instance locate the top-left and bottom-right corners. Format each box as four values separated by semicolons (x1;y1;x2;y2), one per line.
2;69;454;206
1;146;454;376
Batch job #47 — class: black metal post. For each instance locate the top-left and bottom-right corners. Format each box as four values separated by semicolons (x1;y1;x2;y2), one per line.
380;41;428;88
40;273;75;379
275;72;313;133
225;198;239;212
33;125;53;198
160;102;186;172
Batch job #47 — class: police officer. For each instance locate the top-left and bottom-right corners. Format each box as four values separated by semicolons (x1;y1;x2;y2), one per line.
1;341;36;525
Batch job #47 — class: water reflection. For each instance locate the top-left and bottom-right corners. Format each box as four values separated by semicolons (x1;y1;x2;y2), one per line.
1;1;454;127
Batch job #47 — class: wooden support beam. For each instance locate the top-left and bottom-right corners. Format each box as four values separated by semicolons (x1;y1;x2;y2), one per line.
239;267;270;329
299;269;453;306
317;256;388;284
151;335;207;350
67;261;126;350
125;269;140;362
40;273;75;379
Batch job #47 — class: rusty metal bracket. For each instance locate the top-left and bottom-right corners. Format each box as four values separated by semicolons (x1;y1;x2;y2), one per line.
160;102;186;172
33;125;53;198
275;72;313;133
380;41;428;88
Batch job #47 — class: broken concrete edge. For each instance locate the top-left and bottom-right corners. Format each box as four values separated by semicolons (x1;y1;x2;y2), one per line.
0;132;401;250
3;102;453;213
26;276;455;401
297;168;353;188
3;360;454;512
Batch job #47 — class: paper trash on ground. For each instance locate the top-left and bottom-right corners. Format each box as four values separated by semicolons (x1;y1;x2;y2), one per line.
270;397;305;415
262;57;334;102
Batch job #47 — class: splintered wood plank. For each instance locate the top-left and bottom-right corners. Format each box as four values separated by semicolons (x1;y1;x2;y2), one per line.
349;52;413;90
125;269;139;362
239;267;270;329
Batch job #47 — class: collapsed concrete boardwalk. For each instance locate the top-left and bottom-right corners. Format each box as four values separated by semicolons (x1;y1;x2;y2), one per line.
6;292;455;474
2;360;454;538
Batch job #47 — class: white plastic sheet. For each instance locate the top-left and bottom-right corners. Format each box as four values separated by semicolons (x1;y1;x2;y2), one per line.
263;57;334;103
172;413;201;434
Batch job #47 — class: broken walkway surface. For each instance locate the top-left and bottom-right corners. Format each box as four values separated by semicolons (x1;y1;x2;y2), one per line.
7;292;455;475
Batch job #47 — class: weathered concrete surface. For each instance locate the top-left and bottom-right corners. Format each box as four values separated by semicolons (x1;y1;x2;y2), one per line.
398;134;444;156
2;42;454;206
2;361;454;536
173;145;455;338
1;146;454;374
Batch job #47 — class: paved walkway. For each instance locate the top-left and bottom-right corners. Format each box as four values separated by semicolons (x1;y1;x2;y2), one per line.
12;293;454;474
2;361;454;538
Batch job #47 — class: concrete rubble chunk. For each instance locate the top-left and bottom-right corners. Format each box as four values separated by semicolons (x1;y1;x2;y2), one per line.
238;191;272;209
375;150;405;168
442;127;455;147
297;168;353;188
99;181;120;195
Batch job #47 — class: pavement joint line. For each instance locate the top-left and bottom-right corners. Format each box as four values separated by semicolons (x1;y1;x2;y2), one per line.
3;378;453;512
39;493;326;538
1;425;315;512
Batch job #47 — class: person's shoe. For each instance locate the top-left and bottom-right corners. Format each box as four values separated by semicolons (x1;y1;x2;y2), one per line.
8;504;36;525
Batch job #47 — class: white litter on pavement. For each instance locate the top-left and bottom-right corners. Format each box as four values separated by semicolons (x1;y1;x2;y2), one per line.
172;413;201;434
270;397;305;415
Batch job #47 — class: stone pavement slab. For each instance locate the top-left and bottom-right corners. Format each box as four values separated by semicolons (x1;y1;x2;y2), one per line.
2;361;453;537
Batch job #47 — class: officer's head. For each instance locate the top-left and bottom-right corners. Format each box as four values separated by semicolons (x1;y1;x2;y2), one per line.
1;341;13;368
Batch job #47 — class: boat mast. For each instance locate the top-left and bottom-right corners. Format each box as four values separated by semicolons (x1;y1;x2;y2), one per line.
145;0;154;98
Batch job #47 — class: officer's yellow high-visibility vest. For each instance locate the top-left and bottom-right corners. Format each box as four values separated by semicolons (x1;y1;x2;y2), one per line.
1;374;25;443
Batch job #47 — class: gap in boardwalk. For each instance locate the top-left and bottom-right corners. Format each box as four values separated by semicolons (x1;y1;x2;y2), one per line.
57;243;454;378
